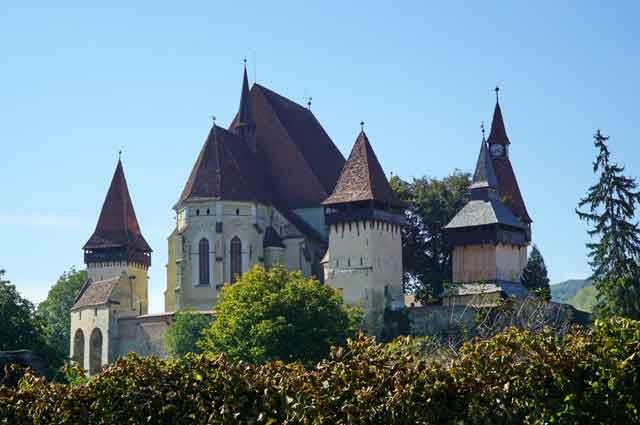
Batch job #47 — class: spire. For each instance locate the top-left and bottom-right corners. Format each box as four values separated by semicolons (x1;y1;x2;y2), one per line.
470;136;498;201
487;87;510;146
236;60;256;129
323;128;403;208
83;159;151;258
232;60;257;153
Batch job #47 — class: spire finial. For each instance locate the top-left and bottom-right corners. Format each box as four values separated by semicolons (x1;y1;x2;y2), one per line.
307;97;312;110
211;114;216;124
243;57;247;68
481;121;485;139
495;86;500;102
360;121;365;132
118;150;122;161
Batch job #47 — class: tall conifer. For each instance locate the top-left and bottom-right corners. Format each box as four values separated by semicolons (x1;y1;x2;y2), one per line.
521;245;551;301
576;130;640;318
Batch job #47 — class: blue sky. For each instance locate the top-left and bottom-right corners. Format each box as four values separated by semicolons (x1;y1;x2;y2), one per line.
1;1;639;311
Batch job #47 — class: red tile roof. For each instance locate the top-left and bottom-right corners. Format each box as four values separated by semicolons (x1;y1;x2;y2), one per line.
229;84;345;209
178;124;272;204
487;101;510;145
84;160;151;252
493;157;532;223
323;131;402;207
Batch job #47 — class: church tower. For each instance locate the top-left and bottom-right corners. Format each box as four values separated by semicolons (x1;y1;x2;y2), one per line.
322;128;404;333
444;93;531;304
82;159;152;314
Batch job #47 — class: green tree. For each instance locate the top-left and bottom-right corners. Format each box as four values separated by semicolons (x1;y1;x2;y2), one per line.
390;171;471;302
199;265;361;365
165;310;212;357
0;269;42;351
576;130;640;318
36;268;87;359
521;245;551;301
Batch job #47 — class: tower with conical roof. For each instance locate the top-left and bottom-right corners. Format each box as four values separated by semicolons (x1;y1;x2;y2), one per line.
82;158;152;314
322;128;404;333
444;130;529;304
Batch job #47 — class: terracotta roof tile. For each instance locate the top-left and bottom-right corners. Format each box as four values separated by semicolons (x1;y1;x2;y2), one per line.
178;125;272;204
323;131;402;207
84;160;151;252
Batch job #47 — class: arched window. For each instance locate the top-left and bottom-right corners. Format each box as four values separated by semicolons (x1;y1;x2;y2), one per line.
199;238;210;285
89;328;103;374
230;236;242;283
73;329;84;367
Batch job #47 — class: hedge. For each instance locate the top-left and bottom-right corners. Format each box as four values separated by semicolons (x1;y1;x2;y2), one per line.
1;317;639;424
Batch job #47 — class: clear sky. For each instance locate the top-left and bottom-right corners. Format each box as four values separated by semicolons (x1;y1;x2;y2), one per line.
2;1;639;311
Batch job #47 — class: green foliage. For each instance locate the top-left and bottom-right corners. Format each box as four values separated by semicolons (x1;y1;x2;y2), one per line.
36;268;87;360
1;317;639;424
551;278;591;303
576;130;640;318
390;171;471;303
164;310;212;357
0;270;42;352
567;283;598;312
198;265;361;365
521;245;551;300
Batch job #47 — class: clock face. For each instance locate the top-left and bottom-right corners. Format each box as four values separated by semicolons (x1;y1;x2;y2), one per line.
490;144;504;157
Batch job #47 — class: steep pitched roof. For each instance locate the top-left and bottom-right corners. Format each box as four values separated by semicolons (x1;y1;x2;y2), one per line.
470;137;498;192
486;97;532;223
71;276;119;310
323;131;403;207
487;100;510;145
444;199;526;229
493;157;532;223
84;160;151;252
178;124;271;204
230;84;345;209
233;65;256;130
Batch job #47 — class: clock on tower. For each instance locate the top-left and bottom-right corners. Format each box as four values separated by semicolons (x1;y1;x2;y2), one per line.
490;143;504;158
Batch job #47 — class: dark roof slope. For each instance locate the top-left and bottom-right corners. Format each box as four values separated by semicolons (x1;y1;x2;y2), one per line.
470;138;498;191
263;226;285;248
71;276;119;310
84;160;151;252
234;65;256;129
493;157;532;223
229;84;345;209
487;100;510;145
444;199;526;229
179;125;271;204
323;131;402;207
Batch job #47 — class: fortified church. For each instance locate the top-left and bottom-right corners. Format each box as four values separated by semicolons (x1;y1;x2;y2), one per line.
69;66;531;374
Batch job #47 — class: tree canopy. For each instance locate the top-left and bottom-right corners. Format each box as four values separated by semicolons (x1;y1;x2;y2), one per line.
198;265;361;365
576;130;640;318
36;268;87;360
0;269;42;352
165;311;212;357
390;171;471;302
521;245;551;301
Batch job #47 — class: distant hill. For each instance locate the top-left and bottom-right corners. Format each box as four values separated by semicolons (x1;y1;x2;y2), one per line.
551;279;596;312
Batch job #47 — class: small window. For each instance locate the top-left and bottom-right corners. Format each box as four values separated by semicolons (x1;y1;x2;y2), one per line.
206;208;210;215
230;236;242;283
236;208;240;216
347;258;351;267
360;257;363;265
199;238;210;285
196;209;200;216
94;308;97;316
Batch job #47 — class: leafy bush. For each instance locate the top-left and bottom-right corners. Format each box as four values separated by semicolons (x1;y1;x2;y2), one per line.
199;265;361;365
1;317;639;424
164;310;213;357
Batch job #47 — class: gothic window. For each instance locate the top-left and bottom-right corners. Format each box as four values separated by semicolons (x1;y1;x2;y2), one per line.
230;236;242;283
89;328;103;374
73;329;84;366
199;238;210;285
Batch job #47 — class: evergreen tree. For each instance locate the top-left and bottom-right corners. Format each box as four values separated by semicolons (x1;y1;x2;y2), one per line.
576;130;640;318
521;245;551;301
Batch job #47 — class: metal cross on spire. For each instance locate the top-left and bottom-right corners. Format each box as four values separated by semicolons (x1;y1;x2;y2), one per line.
495;86;500;102
360;121;365;132
118;150;122;161
307;97;312;110
481;121;485;139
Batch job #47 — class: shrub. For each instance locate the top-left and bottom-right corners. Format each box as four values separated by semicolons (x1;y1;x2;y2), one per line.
0;317;638;424
164;310;212;357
